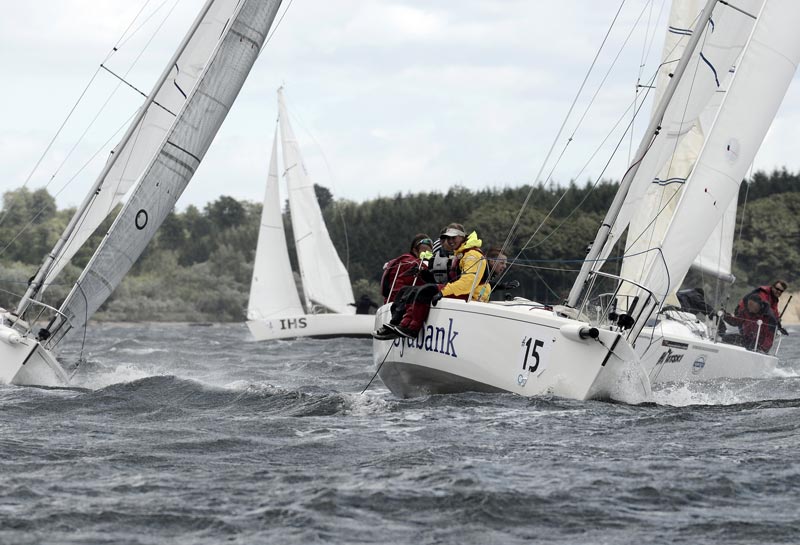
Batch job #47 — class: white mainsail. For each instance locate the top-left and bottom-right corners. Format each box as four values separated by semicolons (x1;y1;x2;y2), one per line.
277;90;356;315
632;0;800;333
247;125;305;321
41;0;243;292
44;0;284;347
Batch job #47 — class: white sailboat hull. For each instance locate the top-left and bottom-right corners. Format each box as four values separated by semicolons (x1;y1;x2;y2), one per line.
637;319;778;382
247;313;374;341
372;299;652;403
0;326;69;387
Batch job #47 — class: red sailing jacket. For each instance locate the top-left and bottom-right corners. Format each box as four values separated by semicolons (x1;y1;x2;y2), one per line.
381;253;424;303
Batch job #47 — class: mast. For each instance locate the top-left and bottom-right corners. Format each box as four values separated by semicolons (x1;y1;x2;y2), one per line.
566;0;719;308
15;0;219;317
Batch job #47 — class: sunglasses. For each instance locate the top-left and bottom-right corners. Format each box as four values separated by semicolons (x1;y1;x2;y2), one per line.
774;286;785;293
415;238;433;248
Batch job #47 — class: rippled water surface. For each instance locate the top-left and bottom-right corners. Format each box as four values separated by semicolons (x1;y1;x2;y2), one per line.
2;323;799;544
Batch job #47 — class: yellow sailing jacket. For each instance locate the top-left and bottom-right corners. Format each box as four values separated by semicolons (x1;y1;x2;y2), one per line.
441;231;490;302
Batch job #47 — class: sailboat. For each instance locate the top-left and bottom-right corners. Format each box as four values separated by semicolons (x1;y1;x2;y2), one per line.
246;89;373;341
0;0;284;386
372;0;800;401
619;0;779;382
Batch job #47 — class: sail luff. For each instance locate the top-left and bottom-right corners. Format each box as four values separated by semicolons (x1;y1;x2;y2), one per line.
44;0;283;347
566;0;719;308
247;123;305;320
16;0;221;316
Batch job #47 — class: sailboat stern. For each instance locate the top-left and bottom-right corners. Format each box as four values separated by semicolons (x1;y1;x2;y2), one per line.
0;326;69;387
372;299;651;402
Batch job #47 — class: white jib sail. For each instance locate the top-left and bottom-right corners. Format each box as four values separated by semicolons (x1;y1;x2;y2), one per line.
46;0;284;347
636;0;800;323
603;0;762;277
247;125;305;321
42;0;243;291
277;90;356;315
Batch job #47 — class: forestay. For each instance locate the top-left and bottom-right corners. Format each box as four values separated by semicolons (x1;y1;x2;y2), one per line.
45;0;283;347
632;0;800;334
278;90;356;315
247;126;305;321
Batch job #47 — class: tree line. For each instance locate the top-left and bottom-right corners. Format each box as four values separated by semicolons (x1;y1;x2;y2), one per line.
0;169;797;322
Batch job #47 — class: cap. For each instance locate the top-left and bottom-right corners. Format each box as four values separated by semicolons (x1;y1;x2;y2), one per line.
441;227;466;237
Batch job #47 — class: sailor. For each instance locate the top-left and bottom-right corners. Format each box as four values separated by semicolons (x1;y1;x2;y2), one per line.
723;293;779;353
379;234;434;304
483;247;520;300
428;223;464;284
743;280;789;336
350;294;379;315
385;228;490;339
372;234;433;340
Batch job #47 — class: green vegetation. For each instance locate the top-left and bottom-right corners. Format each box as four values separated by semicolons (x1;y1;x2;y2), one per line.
0;169;798;322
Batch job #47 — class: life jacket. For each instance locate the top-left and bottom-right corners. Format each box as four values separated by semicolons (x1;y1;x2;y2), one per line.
429;249;457;284
750;285;781;320
731;297;777;352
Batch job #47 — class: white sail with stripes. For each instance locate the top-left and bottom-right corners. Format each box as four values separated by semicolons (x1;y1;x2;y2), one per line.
45;0;284;347
247;125;305;321
278;90;356;315
617;0;760;294
600;0;762;282
631;0;800;332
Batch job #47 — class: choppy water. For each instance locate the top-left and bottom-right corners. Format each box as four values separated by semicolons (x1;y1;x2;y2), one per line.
1;323;799;544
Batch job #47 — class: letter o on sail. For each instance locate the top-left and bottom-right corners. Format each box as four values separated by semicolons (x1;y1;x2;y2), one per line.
135;209;148;230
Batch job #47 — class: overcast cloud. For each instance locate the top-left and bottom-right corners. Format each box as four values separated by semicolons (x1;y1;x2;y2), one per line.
2;0;799;210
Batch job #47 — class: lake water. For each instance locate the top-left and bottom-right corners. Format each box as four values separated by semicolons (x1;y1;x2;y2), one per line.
1;322;799;544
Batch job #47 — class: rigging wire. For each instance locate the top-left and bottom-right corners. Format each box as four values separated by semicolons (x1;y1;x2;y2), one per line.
0;112;138;259
497;0;629;258
263;0;295;49
0;0;181;266
0;0;163;230
630;0;668;166
502;4;709;292
497;0;668;285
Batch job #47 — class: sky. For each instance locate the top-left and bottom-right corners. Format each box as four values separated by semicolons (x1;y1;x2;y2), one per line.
2;0;800;211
